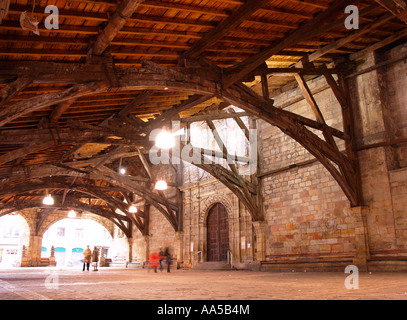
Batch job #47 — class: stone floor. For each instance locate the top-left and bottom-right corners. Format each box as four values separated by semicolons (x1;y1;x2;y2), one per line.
0;267;406;301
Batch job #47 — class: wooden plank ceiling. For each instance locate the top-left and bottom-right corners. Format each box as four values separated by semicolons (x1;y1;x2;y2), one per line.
0;0;406;232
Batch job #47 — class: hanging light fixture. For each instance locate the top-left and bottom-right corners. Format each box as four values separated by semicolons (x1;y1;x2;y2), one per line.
154;180;168;191
68;210;76;218
118;157;126;175
42;191;54;205
155;129;175;149
128;204;138;213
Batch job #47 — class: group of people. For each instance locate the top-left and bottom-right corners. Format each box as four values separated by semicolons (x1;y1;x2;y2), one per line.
149;247;173;273
82;245;174;273
82;245;99;271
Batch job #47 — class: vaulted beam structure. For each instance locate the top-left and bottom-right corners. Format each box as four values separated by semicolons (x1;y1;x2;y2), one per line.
0;58;362;212
0;177;138;219
0;197;133;238
0;163;175;233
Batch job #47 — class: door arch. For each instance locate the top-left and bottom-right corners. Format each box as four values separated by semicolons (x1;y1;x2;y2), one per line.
206;203;229;262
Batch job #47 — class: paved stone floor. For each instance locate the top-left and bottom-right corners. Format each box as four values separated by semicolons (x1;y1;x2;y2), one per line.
0;267;406;300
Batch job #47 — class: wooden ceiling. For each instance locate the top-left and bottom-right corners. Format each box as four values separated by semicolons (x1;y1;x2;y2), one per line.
0;0;405;129
0;0;406;234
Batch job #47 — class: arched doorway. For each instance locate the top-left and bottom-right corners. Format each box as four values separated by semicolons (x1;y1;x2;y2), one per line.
207;203;229;262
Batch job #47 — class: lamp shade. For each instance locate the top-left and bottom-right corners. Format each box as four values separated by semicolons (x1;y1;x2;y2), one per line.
68;210;76;218
42;194;54;205
129;204;138;213
154;180;168;190
155;130;175;149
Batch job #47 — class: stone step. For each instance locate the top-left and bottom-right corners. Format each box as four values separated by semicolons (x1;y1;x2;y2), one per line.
192;261;231;271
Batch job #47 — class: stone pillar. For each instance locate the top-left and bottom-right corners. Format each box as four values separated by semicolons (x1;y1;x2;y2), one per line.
127;237;133;263
349;206;370;271
175;231;183;268
252;221;267;262
100;248;106;267
28;235;42;267
144;235;150;268
20;245;29;267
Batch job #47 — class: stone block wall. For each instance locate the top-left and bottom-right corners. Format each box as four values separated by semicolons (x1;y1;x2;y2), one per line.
136;42;407;271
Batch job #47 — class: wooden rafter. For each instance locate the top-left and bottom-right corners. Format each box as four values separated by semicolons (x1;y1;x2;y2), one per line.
181;0;271;60
90;0;145;56
376;0;407;23
223;0;356;86
0;74;32;108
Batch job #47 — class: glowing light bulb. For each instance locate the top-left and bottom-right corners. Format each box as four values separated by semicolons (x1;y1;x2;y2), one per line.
154;180;168;190
68;210;76;218
155;130;175;149
119;167;126;175
129;204;138;213
42;195;54;205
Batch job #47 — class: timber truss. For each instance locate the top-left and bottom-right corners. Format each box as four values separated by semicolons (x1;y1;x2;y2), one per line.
0;0;406;234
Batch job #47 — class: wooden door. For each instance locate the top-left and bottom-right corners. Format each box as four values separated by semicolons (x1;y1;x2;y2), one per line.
207;203;229;261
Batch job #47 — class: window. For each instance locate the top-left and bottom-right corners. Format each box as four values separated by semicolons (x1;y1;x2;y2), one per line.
74;228;83;239
57;227;65;237
3;227;19;238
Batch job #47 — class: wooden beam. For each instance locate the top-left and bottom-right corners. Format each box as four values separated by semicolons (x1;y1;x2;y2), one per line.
0;75;32;108
220;82;360;206
49;98;76;123
147;94;214;130
0;141;56;166
223;0;355;86
375;0;407;23
90;0;145;56
350;28;407;61
0;82;107;128
117;90;154;118
294;72;339;151
181;0;271;59
307;13;395;62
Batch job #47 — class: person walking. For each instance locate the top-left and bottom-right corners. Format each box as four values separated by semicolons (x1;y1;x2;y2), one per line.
83;245;91;271
148;251;160;273
92;246;99;271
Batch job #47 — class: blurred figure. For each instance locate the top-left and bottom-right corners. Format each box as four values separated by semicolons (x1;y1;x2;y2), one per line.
159;247;164;272
148;251;161;273
92;246;99;271
82;245;91;271
164;246;172;273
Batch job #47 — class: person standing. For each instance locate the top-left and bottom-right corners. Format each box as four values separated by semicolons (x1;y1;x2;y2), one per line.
83;245;91;271
92;246;99;271
159;248;164;272
164;246;172;273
